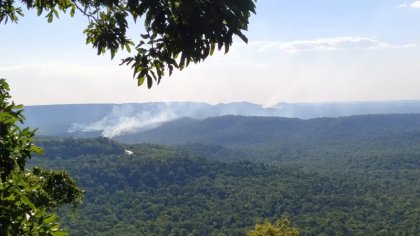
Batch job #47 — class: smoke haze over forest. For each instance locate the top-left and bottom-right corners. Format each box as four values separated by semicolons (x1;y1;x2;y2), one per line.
23;100;420;138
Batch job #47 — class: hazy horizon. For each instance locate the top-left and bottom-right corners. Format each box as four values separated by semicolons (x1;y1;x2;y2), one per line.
24;100;420;138
22;99;420;107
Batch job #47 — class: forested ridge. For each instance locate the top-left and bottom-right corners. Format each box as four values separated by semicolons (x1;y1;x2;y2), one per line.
116;114;420;145
31;124;420;235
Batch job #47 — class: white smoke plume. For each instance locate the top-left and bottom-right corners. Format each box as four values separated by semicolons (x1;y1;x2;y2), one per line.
69;104;177;138
67;101;420;138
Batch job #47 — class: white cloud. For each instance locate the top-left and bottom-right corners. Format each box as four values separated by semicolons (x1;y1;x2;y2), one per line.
250;37;416;53
411;1;420;7
398;1;420;8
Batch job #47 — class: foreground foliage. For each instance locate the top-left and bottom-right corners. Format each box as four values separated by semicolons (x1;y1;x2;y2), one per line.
0;79;83;235
1;0;256;88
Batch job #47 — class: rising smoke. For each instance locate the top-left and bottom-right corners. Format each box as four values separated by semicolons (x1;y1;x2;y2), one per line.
65;101;420;138
69;104;176;138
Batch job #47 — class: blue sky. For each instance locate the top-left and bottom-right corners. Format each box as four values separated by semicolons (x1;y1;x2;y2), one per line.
1;0;420;105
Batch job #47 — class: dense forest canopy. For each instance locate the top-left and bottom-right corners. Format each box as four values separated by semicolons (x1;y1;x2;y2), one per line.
30;128;420;235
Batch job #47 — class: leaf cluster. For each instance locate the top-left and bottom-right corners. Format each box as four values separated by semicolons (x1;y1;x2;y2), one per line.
0;78;41;180
0;79;83;235
0;171;65;235
1;0;256;88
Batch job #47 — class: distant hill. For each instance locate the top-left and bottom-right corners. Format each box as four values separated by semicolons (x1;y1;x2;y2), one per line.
115;114;420;145
25;102;271;137
24;101;420;138
274;100;420;118
112;114;420;166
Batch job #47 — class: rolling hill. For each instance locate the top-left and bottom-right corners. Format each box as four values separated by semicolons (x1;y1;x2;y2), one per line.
25;101;420;138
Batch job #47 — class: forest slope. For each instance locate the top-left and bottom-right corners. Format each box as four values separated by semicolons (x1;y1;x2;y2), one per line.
30;139;420;235
116;114;420;145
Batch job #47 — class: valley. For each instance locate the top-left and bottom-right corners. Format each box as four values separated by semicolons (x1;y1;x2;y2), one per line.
29;111;420;235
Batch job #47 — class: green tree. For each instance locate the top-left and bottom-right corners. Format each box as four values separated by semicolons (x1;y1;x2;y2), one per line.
0;0;256;88
247;218;299;236
0;79;83;235
1;1;256;233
